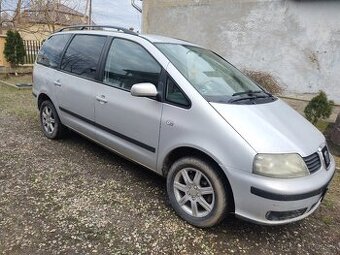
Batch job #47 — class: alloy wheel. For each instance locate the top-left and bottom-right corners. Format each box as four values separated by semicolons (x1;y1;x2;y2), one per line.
42;105;56;134
173;168;215;217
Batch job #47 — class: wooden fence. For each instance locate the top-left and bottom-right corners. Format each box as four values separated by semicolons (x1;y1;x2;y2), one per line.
23;40;42;65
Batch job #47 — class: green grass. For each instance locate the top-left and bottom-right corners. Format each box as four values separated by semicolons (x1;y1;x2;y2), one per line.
0;83;37;119
322;198;335;209
315;120;330;133
321;215;334;225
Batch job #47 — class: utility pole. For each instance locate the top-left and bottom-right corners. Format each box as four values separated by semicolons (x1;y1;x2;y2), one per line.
84;0;89;22
0;0;2;34
88;0;92;25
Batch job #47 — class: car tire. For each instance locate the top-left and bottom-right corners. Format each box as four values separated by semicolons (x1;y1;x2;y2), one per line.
167;157;231;228
40;100;65;139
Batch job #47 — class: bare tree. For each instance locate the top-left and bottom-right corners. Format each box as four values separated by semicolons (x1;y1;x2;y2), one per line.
13;0;22;25
0;0;87;38
0;0;34;32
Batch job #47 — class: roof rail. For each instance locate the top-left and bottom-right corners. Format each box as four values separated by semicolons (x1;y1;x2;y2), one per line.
57;25;138;36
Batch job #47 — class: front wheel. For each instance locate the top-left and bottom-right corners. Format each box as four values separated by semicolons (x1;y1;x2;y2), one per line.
40;100;65;139
167;157;230;228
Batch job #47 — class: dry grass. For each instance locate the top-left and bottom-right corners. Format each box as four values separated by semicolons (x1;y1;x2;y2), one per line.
243;70;283;94
1;74;32;85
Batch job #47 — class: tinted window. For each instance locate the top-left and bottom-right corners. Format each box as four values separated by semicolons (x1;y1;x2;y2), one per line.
166;78;190;107
104;39;161;90
37;34;71;68
61;35;106;79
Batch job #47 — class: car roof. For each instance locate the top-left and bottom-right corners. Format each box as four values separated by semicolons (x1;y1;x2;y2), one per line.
53;26;198;46
139;34;196;45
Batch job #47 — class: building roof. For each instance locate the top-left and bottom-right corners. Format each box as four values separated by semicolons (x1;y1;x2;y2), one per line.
20;3;92;26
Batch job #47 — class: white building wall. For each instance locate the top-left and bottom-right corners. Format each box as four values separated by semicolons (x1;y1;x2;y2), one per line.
142;0;340;103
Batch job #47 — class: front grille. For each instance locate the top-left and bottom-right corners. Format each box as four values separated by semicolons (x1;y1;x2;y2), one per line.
303;152;321;174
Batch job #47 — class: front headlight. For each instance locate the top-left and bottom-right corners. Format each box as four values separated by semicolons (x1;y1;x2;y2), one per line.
253;153;309;178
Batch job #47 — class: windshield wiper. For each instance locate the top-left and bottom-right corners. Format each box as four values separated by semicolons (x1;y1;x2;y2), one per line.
228;94;268;103
232;90;264;96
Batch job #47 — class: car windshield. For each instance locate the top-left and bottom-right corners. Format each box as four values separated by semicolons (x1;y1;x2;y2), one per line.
156;43;266;103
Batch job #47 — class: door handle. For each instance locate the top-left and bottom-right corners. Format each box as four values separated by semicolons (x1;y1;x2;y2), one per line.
54;80;61;87
96;95;108;104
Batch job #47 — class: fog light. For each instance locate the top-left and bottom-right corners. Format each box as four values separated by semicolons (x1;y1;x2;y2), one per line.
266;208;307;221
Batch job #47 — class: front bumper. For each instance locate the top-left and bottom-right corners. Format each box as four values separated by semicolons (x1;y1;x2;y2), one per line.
225;155;336;225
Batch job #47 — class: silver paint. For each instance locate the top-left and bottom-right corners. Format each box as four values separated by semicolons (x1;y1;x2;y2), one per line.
33;29;336;225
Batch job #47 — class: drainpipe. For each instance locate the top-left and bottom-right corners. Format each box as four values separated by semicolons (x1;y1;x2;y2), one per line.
131;0;142;13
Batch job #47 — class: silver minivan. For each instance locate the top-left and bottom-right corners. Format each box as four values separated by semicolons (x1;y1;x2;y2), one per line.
33;26;335;227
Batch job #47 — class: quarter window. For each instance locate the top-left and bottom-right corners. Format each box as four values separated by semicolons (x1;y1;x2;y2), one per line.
103;39;161;90
61;35;106;79
37;34;71;68
166;78;190;107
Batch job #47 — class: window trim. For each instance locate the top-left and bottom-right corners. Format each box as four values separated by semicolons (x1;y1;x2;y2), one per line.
98;37;163;93
58;34;109;82
57;33;75;70
163;74;192;109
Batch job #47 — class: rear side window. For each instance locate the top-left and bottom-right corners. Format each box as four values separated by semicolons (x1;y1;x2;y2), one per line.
61;35;106;79
103;39;161;90
37;34;71;68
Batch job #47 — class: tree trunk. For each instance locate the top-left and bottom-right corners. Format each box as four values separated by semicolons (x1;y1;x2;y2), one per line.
13;0;22;27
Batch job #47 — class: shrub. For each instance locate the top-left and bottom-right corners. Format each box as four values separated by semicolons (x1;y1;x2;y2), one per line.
304;91;334;125
243;70;283;94
4;30;26;67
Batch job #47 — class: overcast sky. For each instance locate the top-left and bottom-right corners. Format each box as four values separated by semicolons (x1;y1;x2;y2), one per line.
92;0;142;31
3;0;142;31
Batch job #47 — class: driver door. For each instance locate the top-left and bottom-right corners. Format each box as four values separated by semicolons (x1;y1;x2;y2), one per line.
94;38;163;170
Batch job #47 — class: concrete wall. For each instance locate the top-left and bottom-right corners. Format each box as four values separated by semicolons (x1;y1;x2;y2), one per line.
142;0;340;103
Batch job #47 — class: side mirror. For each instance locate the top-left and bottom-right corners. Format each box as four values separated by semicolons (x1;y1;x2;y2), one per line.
130;83;158;97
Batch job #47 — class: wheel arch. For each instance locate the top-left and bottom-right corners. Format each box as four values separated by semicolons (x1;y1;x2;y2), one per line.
162;146;235;213
37;93;52;110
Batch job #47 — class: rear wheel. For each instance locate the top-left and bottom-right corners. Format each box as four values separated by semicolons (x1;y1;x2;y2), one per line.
167;157;230;227
40;100;65;139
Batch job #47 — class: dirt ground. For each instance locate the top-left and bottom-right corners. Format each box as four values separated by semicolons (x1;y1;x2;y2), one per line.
0;84;339;255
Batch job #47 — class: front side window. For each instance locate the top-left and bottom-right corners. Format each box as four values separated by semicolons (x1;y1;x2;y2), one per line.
156;43;274;104
61;35;106;79
37;34;71;68
103;39;161;90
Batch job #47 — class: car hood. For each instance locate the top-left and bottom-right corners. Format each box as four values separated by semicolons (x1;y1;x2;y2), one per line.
210;99;325;156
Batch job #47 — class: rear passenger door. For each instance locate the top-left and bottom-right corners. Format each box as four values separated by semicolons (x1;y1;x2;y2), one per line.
56;34;107;137
34;33;72;107
94;38;163;170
